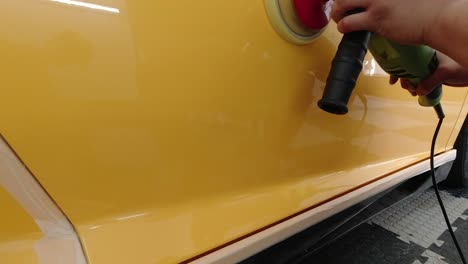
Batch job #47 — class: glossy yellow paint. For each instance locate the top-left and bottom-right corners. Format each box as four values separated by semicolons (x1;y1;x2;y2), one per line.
0;187;42;264
0;0;467;263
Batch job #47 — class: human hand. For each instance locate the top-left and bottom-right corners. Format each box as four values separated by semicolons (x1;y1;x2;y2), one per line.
389;52;468;96
331;0;447;45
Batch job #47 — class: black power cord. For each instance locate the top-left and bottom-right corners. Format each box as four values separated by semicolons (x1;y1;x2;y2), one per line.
431;104;467;264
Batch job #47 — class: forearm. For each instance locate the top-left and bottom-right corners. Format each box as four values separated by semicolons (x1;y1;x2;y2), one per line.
427;0;468;69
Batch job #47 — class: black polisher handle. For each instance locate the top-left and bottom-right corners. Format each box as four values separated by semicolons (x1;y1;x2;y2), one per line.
318;15;371;115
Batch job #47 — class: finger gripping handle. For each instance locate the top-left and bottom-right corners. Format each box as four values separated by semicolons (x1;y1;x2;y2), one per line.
418;52;443;108
318;31;371;114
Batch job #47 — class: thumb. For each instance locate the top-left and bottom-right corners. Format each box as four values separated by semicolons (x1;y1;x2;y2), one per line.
337;12;373;33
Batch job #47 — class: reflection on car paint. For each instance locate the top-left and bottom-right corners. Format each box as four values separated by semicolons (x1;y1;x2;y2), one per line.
50;0;120;13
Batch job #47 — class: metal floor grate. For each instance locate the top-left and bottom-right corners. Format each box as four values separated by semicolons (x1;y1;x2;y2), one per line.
299;188;468;264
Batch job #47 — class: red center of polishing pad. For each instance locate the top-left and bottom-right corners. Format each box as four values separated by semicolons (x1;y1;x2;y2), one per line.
293;0;331;30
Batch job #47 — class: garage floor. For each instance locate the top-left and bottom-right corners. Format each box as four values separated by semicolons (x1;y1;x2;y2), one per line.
299;188;468;264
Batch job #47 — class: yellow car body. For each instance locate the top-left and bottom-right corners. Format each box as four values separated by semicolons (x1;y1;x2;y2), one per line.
1;0;467;263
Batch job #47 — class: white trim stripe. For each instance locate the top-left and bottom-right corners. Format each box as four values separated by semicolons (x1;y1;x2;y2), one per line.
190;150;457;264
0;137;87;264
